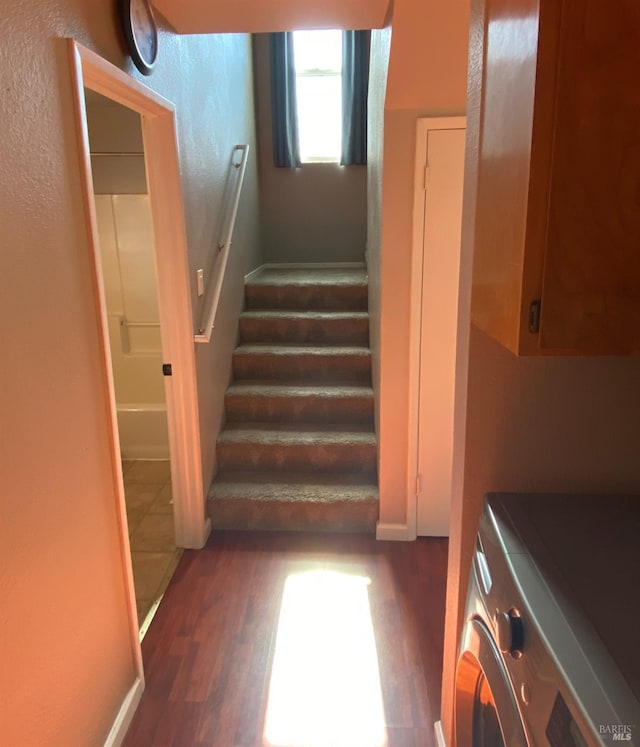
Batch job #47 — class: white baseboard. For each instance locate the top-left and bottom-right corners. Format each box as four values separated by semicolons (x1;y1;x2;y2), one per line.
376;521;414;541
244;263;266;282
434;720;447;747
104;677;144;747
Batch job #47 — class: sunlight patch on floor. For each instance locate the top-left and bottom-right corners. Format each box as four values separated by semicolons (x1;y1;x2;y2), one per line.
263;570;387;747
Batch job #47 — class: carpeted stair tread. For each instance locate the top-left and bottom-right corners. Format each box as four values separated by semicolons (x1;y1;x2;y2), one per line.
245;268;368;311
240;310;369;319
211;469;378;487
226;378;374;388
209;476;379;504
208;470;378;532
216;424;377;474
239;310;369;344
218;424;376;444
234;343;370;355
208;265;377;532
246;267;367;286
233;344;372;383
224;383;374;426
226;382;374;398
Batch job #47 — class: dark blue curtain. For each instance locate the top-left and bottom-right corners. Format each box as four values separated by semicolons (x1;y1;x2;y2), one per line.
341;30;371;166
269;32;301;168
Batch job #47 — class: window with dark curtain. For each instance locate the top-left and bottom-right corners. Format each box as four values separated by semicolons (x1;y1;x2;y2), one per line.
269;32;301;168
341;30;371;166
269;30;371;168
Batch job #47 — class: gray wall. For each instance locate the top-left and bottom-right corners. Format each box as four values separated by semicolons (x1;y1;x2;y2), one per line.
253;33;367;264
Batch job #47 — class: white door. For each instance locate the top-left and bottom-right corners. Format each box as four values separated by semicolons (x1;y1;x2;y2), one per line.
415;120;466;536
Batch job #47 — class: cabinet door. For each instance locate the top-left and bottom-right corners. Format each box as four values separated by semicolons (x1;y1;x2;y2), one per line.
471;0;640;355
540;0;640;354
471;0;553;356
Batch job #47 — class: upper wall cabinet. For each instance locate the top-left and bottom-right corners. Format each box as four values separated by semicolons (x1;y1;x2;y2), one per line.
471;0;640;355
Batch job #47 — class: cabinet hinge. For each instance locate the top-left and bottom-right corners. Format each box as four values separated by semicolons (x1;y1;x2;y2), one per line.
162;363;172;376
528;300;541;334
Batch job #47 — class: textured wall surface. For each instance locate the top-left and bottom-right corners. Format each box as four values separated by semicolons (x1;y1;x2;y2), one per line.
375;0;470;526
366;27;391;442
0;2;260;744
252;34;367;264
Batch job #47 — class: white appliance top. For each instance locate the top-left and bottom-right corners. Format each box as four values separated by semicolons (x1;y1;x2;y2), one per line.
485;493;640;743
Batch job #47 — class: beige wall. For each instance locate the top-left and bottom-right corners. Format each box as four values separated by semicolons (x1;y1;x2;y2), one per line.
440;332;640;739
376;0;470;525
0;3;259;744
252;34;367;264
386;0;471;111
154;0;391;34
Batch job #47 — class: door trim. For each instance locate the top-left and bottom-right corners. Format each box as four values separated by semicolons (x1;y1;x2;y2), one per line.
68;38;210;681
407;116;466;539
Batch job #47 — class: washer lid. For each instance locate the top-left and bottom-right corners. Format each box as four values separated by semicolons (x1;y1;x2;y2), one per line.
487;493;640;703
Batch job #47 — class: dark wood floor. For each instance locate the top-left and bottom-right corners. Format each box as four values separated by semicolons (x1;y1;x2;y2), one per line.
123;531;448;747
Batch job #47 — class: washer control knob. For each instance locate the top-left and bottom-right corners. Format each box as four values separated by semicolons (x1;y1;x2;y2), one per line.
495;609;524;657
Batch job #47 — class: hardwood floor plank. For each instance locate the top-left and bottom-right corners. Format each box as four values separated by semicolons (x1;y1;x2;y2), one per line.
123;532;447;747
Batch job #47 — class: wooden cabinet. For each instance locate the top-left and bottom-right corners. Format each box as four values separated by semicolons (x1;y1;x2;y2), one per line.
471;0;640;355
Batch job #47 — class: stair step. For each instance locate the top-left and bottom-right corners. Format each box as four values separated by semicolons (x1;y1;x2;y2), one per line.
225;382;374;424
209;266;377;534
216;423;377;473
233;344;371;383
239;310;369;345
245;267;368;311
208;471;378;533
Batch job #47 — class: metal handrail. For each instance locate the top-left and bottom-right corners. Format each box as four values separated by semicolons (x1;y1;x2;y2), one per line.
194;144;249;343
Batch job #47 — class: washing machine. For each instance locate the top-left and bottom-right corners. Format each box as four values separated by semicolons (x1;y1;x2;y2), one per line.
454;493;640;747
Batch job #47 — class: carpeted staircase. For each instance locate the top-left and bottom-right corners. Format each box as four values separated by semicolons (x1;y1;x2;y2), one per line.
208;266;379;533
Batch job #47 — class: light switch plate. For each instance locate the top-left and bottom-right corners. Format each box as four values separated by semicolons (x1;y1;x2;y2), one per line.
196;268;204;297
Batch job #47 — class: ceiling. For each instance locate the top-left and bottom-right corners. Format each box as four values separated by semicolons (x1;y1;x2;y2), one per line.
151;0;391;34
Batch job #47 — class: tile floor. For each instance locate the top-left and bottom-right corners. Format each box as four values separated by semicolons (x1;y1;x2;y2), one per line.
121;459;182;634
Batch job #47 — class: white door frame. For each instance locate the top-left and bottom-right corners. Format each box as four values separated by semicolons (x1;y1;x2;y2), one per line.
68;40;210;693
407;116;466;539
68;39;211;718
68;41;209;550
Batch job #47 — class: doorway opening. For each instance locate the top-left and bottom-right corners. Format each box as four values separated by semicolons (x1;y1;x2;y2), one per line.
68;40;210;657
84;89;181;636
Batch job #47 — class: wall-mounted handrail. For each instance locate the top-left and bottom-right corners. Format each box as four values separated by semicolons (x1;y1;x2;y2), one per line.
194;144;249;343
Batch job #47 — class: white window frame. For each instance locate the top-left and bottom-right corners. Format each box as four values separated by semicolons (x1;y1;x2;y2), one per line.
293;30;343;164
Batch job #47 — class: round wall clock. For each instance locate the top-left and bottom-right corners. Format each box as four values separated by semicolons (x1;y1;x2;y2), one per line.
121;0;158;76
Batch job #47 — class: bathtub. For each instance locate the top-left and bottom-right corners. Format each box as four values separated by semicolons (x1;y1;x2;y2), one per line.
116;403;170;459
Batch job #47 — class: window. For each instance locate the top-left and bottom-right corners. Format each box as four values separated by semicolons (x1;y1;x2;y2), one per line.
293;30;342;163
270;30;369;168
